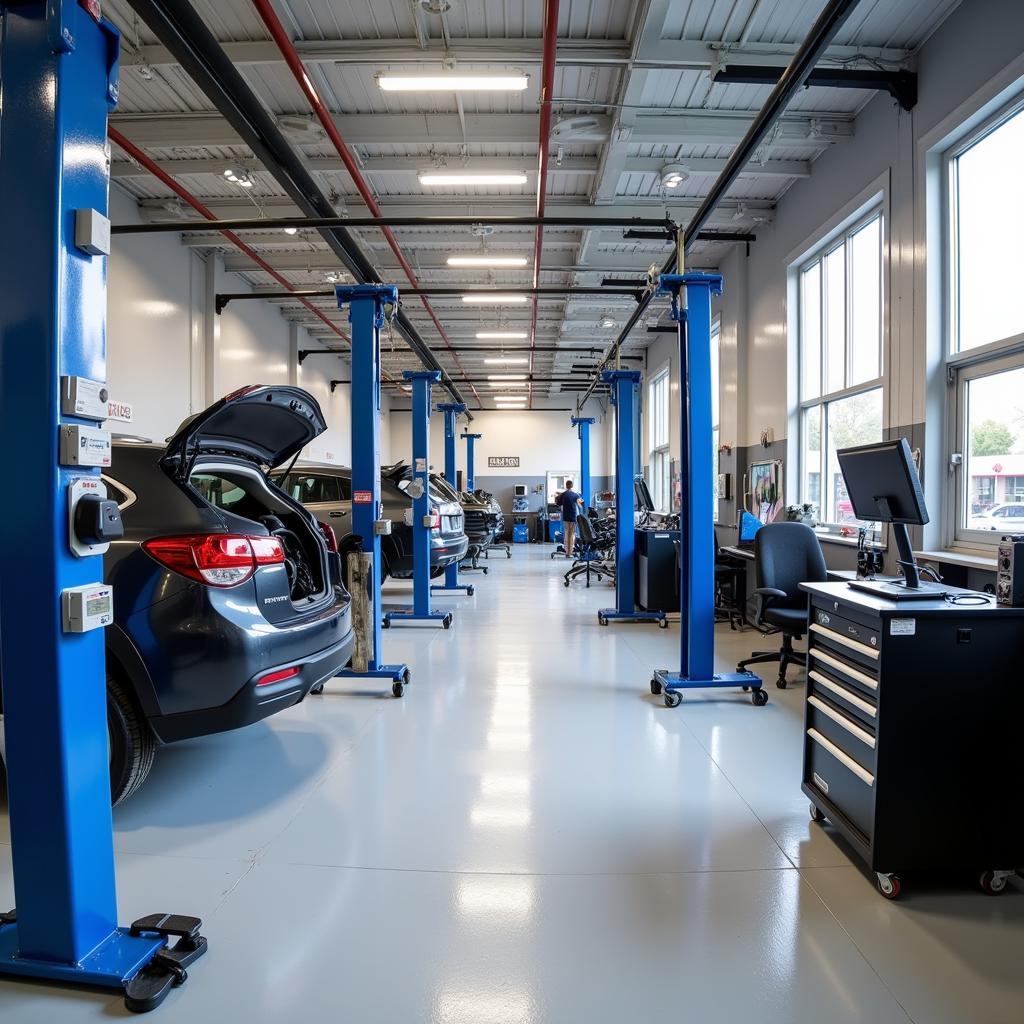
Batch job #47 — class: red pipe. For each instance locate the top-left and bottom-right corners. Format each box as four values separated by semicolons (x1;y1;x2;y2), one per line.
108;127;358;361
249;0;481;406
529;0;560;408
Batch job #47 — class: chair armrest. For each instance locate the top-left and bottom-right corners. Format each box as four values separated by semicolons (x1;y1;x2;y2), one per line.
751;587;788;629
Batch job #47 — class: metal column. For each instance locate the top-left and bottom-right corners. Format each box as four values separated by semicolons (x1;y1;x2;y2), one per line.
0;2;205;1010
461;432;482;491
650;274;763;706
384;371;453;628
598;372;666;627
433;404;474;596
333;285;411;693
571;416;596;509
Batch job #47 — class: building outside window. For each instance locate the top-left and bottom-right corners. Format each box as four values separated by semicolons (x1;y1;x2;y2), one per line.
797;209;884;534
945;99;1024;546
648;367;670;513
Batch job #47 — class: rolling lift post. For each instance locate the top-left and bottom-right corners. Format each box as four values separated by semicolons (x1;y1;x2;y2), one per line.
432;403;475;596
458;431;489;573
383;371;453;628
648;274;764;708
597;371;667;628
0;3;206;1011
572;416;596;510
333;284;411;695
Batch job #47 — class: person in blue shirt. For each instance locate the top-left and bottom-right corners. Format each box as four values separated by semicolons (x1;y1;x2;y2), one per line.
557;480;583;559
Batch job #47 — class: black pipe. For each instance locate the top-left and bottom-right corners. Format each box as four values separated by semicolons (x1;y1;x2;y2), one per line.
216;285;644;311
122;0;471;413
578;0;862;409
112;213;680;235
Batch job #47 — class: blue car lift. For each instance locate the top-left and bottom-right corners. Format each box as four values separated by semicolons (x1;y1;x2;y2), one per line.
597;371;667;628
0;3;207;1011
459;430;492;573
572;416;596;509
383;371;453;629
333;285;412;694
432;403;475;596
649;274;764;707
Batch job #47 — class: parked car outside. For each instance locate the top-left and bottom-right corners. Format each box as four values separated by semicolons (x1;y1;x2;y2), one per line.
968;502;1024;532
0;386;354;804
281;464;468;579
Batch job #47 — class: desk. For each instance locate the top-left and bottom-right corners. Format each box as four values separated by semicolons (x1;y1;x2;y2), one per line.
799;581;1024;897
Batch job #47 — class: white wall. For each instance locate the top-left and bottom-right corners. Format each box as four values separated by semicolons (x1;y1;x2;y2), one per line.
387;403;611;480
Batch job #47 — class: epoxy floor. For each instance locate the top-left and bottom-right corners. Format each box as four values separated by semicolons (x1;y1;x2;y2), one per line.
1;544;1022;1022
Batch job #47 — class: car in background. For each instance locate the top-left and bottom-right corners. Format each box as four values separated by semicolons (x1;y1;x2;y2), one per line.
428;475;504;566
1;386;354;804
281;464;468;579
968;502;1024;532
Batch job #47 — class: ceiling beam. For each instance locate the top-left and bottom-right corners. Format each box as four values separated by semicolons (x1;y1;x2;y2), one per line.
112;153;811;180
109;110;852;149
129;35;908;70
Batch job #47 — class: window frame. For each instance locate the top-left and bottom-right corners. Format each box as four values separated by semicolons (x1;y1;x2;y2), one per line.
942;94;1024;550
647;364;671;513
796;207;885;533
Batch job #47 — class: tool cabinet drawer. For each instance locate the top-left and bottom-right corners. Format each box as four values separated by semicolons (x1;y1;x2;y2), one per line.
807;695;876;774
808;669;877;728
811;605;882;652
806;728;875;841
807;643;879;699
809;620;881;675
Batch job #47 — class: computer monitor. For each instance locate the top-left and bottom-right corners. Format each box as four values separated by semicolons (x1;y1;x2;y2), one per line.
513;483;527;497
634;475;655;513
836;438;943;600
738;510;762;545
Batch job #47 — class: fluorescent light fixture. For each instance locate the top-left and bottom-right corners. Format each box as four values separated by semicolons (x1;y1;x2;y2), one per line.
476;331;527;339
446;255;529;268
488;374;527;381
420;171;528;187
283;226;298;236
379;74;528;93
462;294;529;305
484;357;528;364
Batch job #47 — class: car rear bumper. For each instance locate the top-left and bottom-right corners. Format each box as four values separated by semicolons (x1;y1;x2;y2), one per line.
148;623;354;743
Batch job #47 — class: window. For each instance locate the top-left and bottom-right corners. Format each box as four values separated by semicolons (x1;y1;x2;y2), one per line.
648;367;670;513
711;319;721;521
946;101;1024;546
797;210;884;530
285;473;341;505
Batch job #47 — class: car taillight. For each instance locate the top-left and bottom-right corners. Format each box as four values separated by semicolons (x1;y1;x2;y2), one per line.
257;665;300;687
318;521;338;552
430;510;442;530
142;533;284;588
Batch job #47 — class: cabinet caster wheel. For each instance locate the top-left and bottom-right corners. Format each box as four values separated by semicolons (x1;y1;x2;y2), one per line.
506;551;511;559
468;586;475;597
979;870;1009;895
392;681;405;698
598;615;607;626
751;688;769;706
658;618;668;629
564;580;570;588
310;683;325;695
650;678;663;695
741;684;750;692
382;619;390;629
809;802;825;823
776;677;788;689
443;615;452;629
876;873;901;899
663;690;682;708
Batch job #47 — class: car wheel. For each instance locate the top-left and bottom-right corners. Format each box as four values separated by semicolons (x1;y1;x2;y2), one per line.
107;672;156;806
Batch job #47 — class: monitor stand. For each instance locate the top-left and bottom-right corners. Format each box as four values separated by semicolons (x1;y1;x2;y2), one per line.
846;521;948;602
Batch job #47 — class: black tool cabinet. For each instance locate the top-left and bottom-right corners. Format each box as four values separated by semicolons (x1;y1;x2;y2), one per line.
799;582;1024;899
635;528;679;612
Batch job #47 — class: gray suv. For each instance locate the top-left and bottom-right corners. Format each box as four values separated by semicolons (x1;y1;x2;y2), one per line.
282;465;468;579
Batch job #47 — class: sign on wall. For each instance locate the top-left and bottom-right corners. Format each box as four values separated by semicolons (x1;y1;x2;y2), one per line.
487;457;520;468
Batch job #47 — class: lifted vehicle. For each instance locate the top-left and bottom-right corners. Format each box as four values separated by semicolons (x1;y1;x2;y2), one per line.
0;386;354;804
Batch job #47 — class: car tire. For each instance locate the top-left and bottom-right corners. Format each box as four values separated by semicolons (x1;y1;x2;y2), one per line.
107;672;156;806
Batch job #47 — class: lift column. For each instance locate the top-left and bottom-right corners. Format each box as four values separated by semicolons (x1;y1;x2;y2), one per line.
433;403;474;596
650;273;763;707
461;431;482;490
384;371;453;628
571;416;596;509
598;371;666;627
334;284;411;695
0;2;206;1010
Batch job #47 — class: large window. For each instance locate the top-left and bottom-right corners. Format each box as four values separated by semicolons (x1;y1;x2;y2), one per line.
946;101;1024;546
797;210;884;530
648;367;670;513
711;319;721;521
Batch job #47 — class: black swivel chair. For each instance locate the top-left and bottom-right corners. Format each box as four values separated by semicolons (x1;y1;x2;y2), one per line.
564;515;614;588
737;522;827;689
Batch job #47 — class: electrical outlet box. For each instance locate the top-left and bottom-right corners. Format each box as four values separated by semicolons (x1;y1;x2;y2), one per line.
59;424;112;467
61;583;114;633
75;208;111;256
60;375;109;420
68;477;117;557
373;519;392;536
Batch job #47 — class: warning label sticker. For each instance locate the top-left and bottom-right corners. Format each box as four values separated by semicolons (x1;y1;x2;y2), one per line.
353;490;373;504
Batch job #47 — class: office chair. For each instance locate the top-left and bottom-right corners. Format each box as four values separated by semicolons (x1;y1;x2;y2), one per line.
714;528;746;630
564;515;614;588
737;522;826;688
